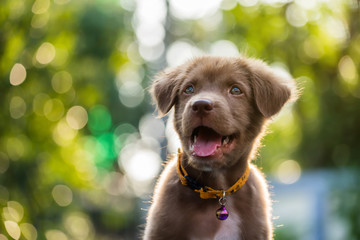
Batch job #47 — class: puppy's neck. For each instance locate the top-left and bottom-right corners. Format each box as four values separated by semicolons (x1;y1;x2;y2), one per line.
182;152;251;192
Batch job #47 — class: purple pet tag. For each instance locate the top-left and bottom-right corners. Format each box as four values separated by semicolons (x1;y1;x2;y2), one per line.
216;192;229;220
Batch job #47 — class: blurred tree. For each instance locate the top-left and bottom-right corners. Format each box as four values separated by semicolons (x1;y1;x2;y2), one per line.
0;0;148;239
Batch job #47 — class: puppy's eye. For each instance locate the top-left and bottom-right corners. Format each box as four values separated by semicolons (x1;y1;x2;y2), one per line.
230;87;243;95
184;85;194;94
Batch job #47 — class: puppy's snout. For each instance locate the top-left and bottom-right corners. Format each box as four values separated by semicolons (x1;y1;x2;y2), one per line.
191;99;214;114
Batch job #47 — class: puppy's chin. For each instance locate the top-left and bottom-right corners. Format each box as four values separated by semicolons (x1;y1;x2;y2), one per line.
189;160;213;172
188;155;218;171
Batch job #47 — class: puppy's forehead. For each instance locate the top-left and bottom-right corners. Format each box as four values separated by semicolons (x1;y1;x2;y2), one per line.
187;58;247;82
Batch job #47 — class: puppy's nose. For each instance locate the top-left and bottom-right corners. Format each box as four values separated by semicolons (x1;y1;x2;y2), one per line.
191;99;214;114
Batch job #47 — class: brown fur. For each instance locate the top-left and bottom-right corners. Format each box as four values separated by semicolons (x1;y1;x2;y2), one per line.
144;56;296;240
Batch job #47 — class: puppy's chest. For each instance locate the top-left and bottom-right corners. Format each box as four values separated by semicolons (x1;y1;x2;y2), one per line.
214;213;241;240
189;206;241;240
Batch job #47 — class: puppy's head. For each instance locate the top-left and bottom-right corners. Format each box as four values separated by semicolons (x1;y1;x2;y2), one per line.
151;56;296;171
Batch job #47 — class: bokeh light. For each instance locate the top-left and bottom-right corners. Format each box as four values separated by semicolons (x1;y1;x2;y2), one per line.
135;0;166;62
32;93;50;116
139;113;165;141
45;230;68;240
32;0;50;14
116;63;144;85
9;63;26;86
97;133;118;162
286;3;308;27
9;96;26;119
51;71;73;94
31;12;49;29
43;98;64;121
64;212;94;240
52;119;78;146
0;234;8;240
87;105;111;134
210;40;240;57
119;138;161;187
113;123;137;155
238;0;258;7
19;223;38;240
52;185;73;207
72;149;97;181
324;16;348;42
138;42;165;62
277;160;302;184
338;56;358;86
35;42;56;65
66;106;88;130
136;23;165;47
4;221;20;240
303;36;324;61
4;201;24;223
124;150;161;182
118;81;145;108
103;171;125;196
169;0;222;19
197;11;223;32
6;137;25;161
82;133;118;170
166;41;203;67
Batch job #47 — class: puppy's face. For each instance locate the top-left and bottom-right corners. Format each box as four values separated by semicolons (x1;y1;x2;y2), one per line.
174;60;255;170
151;57;294;171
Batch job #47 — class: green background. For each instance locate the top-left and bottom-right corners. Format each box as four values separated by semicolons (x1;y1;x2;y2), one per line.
1;0;359;239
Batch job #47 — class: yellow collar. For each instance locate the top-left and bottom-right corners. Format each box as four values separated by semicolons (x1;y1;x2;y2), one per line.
176;150;250;199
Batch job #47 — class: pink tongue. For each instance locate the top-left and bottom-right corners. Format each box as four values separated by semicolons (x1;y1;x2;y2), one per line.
193;128;222;157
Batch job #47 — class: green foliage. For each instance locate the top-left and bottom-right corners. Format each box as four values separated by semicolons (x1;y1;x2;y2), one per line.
0;0;144;239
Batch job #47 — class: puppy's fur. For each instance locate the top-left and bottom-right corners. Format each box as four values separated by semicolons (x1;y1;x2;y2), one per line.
144;56;296;240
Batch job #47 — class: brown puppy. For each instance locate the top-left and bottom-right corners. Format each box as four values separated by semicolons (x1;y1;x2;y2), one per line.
144;56;296;240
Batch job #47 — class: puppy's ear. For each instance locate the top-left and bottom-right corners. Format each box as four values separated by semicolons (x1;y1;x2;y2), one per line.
248;59;296;118
150;66;183;117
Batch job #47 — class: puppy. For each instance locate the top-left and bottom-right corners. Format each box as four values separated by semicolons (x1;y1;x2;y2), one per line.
144;56;296;240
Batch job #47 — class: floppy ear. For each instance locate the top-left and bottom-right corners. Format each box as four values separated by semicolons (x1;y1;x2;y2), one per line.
247;59;296;118
150;66;184;117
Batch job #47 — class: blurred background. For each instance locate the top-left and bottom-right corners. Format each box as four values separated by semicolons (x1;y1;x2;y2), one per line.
1;0;359;239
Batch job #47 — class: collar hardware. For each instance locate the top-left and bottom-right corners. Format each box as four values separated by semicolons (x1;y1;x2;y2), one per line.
176;150;250;200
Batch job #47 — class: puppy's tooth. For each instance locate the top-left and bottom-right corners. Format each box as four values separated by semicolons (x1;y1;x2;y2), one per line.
223;136;229;145
194;135;197;143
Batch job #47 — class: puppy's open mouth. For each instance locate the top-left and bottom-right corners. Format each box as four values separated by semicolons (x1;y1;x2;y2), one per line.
189;126;235;158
